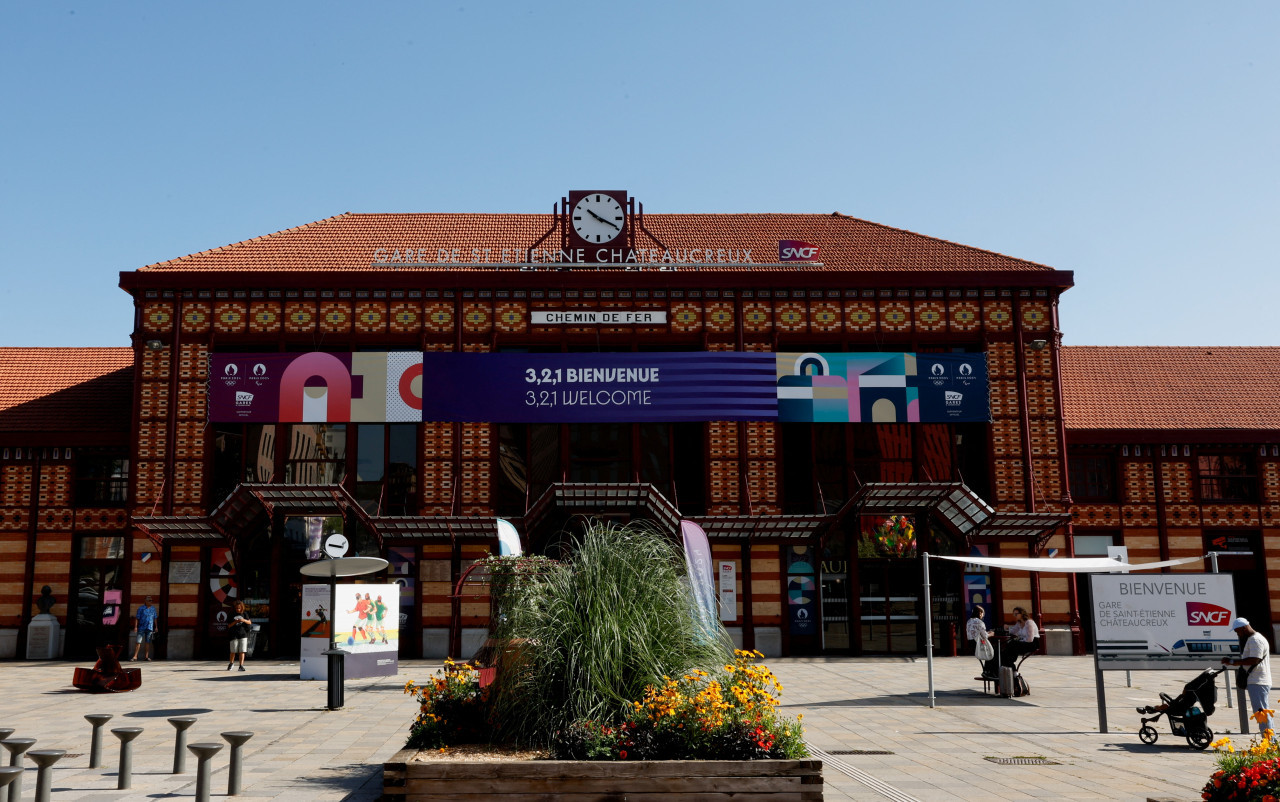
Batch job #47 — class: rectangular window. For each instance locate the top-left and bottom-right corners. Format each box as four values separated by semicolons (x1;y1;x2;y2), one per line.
1068;455;1116;502
74;453;130;506
1198;454;1257;502
284;424;347;484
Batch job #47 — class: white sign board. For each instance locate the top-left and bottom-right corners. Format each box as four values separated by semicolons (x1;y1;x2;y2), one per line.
1090;572;1239;669
718;561;737;622
531;310;667;325
168;561;201;584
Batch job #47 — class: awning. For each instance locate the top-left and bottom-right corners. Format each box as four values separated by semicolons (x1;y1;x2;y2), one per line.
843;482;1070;550
932;554;1204;572
373;516;498;541
690;514;831;541
523;483;682;542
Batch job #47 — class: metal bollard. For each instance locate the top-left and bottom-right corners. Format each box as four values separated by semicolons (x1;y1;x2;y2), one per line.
84;714;112;768
0;731;12;744
324;648;346;709
111;727;143;790
221;731;254;796
168;717;197;773
27;749;64;802
187;742;223;802
1;738;35;802
0;768;20;795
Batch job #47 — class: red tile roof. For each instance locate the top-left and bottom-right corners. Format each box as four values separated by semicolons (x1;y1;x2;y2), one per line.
134;212;1056;274
1061;346;1280;431
0;348;134;435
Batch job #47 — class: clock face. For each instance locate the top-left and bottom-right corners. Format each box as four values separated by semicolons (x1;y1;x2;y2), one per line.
571;193;626;244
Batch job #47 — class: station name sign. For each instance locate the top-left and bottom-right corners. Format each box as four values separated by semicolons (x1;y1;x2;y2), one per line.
372;247;755;266
531;311;667;325
209;351;988;425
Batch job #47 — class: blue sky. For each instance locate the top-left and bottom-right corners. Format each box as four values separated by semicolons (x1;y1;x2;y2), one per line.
2;3;1276;347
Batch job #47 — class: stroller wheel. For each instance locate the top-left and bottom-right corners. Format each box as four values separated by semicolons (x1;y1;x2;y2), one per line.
1188;728;1213;751
1139;725;1159;745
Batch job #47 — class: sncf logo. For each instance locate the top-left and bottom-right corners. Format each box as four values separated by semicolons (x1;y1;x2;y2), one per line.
1187;601;1232;626
778;240;820;262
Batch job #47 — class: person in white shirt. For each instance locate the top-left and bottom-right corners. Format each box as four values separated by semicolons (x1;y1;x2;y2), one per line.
1222;617;1272;728
1001;606;1039;667
967;606;997;679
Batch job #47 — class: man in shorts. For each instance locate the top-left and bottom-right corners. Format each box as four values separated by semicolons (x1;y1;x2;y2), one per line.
131;595;157;661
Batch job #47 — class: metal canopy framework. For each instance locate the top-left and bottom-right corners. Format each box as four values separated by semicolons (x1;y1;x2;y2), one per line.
844;482;1070;551
522;482;683;540
691;514;831;541
134;483;381;551
373;516;497;541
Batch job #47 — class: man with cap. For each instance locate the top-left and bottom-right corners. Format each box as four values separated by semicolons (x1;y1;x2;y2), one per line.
1222;617;1272;727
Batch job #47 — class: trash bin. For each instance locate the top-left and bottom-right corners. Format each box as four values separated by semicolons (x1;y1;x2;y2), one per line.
247;624;260;657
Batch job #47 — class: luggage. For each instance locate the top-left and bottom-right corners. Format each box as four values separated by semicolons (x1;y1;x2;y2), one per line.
999;666;1031;697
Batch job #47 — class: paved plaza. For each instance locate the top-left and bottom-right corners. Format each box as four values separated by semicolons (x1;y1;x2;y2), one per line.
0;653;1240;800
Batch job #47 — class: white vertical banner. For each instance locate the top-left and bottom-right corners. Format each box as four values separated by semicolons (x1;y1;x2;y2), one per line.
680;520;719;639
718;561;737;622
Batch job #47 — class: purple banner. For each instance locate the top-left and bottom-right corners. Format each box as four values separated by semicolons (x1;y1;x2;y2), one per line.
421;352;778;423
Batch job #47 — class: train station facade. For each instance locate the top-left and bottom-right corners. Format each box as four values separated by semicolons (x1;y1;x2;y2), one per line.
1;190;1275;661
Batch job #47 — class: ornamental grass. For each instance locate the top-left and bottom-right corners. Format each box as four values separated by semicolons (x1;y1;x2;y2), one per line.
401;519;808;759
1202;710;1280;801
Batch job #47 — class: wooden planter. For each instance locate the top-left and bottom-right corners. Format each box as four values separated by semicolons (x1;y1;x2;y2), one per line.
383;749;823;800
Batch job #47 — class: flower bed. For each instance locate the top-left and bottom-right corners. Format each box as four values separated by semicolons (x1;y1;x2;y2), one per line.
1202;710;1279;801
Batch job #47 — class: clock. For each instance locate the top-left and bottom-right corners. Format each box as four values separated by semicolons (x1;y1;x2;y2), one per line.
570;192;627;245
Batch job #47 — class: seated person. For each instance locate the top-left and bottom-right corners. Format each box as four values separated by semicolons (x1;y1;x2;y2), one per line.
1001;606;1039;667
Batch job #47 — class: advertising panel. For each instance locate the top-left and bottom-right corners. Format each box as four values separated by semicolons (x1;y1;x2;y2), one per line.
210;351;989;424
300;583;399;680
1090;573;1240;669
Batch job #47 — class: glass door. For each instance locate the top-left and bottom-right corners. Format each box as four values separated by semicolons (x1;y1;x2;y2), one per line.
820;540;850;652
859;559;922;654
68;536;127;659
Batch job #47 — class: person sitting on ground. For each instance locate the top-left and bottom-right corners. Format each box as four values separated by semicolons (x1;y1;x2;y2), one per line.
1001;606;1039;667
967;605;997;680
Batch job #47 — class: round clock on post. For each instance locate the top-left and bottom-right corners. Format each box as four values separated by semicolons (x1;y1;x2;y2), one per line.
567;190;628;257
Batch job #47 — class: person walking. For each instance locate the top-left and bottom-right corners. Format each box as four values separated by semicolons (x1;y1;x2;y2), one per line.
130;595;157;661
1222;617;1272;728
227;601;252;672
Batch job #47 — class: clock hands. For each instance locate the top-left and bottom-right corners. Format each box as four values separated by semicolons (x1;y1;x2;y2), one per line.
586;208;622;231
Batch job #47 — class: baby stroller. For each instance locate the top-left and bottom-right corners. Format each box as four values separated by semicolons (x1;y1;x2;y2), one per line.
1135;667;1224;750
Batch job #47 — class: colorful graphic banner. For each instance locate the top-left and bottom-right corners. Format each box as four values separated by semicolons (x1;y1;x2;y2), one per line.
210;351;988;424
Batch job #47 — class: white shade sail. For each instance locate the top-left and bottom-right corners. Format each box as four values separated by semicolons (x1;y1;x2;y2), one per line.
931;554;1204;573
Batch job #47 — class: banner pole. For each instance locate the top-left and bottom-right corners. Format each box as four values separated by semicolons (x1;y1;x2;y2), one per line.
923;552;935;709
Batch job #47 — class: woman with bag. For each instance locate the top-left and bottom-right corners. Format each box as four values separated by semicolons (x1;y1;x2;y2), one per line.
967;606;997;680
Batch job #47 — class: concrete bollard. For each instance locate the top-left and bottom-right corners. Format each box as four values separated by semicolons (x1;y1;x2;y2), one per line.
27;749;65;802
84;714;112;769
187;742;223;802
168;717;197;773
1;738;35;802
220;731;254;796
0;768;21;795
110;727;143;790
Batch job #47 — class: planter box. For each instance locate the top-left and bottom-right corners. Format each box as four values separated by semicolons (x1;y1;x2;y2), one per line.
383;748;823;800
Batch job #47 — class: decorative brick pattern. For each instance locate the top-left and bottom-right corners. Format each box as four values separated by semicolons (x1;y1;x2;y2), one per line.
845;301;875;332
178;343;207;381
318;301;351;333
494;302;526;334
988;380;1019;418
142;302;174;334
354;302;387;335
880;301;910;332
1124;462;1156;503
1072;504;1122;527
742;302;770;334
986;342;1016;379
671;302;701;333
1021;301;1051;331
994;458;1024;504
213;301;248;334
810;301;840;333
984;300;1013;332
284;301;316;333
1202;505;1260;528
949;300;980;333
1031;458;1063;505
181;302;211;334
138;381;169;420
1025;380;1057;417
1024;346;1053;378
1264;462;1280;502
1028;420;1058;457
705;302;734;333
775;302;805;333
389;301;421;334
915;301;945;332
1121;505;1158;527
424;302;453;334
709;460;739;512
991;419;1022;457
462;302;491;334
140;347;169;380
1165;505;1202;526
248;302;282;334
1163;462;1193;502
